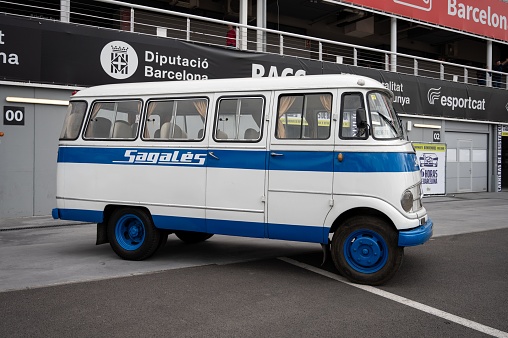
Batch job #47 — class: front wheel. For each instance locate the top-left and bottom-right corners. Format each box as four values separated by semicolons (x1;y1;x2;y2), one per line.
108;208;161;260
331;216;403;285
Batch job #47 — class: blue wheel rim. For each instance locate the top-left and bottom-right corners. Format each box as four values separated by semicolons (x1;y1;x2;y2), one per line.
115;214;146;251
343;229;388;274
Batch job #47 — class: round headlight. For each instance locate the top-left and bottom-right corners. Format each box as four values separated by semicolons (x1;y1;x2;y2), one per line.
401;190;414;212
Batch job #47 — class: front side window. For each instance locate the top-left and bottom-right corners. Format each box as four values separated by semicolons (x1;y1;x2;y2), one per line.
84;100;141;140
143;98;207;141
276;93;332;140
59;101;87;140
339;92;366;139
215;97;264;142
367;91;403;139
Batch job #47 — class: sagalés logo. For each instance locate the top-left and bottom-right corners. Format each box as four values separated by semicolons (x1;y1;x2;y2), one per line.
100;41;138;79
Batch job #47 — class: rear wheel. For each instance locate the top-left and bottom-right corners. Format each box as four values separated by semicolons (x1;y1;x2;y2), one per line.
331;216;403;285
108;208;160;260
175;230;213;244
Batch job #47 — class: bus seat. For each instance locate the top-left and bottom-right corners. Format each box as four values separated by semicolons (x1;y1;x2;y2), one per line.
89;117;111;138
197;129;204;139
216;130;228;139
154;129;160;138
64;113;82;138
160;122;187;139
175;127;187;139
244;128;259;140
113;120;133;138
131;123;138;137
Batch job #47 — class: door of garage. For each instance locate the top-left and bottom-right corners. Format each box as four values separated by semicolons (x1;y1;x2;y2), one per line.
0;86;69;218
446;132;488;193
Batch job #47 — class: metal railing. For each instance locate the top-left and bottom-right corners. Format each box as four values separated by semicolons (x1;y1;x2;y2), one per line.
1;0;507;90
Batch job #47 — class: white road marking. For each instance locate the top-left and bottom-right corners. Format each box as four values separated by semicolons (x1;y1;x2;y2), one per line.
278;257;508;338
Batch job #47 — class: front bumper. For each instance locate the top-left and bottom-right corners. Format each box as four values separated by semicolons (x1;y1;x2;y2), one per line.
398;218;433;247
52;208;60;220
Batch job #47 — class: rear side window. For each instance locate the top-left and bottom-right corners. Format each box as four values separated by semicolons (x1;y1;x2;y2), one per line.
60;101;87;140
84;100;141;140
143;98;208;141
214;97;264;142
275;93;332;140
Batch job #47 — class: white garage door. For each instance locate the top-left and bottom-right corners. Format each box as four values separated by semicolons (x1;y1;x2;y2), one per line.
446;132;488;193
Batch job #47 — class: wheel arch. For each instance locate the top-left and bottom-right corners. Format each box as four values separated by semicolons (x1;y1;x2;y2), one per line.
329;207;396;237
96;204;154;245
103;204;154;224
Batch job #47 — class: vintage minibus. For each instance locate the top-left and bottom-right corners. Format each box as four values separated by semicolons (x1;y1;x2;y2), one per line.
53;74;433;285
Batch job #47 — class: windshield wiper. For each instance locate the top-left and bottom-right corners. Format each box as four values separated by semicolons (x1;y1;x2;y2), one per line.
374;112;402;138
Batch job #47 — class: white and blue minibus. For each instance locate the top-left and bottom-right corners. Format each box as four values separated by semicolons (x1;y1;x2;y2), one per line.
53;74;433;285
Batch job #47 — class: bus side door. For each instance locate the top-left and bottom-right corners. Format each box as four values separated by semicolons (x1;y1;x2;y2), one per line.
267;91;336;244
205;94;269;238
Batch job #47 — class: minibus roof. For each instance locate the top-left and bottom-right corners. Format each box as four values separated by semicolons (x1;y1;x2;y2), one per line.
72;74;390;99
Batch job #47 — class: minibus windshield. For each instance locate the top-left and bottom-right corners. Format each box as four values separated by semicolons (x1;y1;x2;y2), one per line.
367;91;403;140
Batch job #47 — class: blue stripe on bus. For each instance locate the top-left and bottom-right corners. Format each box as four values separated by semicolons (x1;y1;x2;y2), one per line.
268;151;334;172
334;152;419;172
267;222;326;243
205;149;267;170
57;147;418;173
54;208;328;244
54;208;104;223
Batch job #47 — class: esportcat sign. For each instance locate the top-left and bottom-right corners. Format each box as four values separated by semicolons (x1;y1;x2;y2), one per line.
427;87;486;111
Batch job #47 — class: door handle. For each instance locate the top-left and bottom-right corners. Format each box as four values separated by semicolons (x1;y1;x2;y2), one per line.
270;152;284;157
208;151;219;160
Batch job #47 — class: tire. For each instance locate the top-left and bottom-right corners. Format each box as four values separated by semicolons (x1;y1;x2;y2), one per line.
157;231;169;251
107;208;161;260
174;230;213;244
331;215;403;285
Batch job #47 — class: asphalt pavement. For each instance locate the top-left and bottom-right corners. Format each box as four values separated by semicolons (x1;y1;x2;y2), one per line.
1;191;507;338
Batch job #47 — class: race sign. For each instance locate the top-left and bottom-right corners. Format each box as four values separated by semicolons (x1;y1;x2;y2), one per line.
432;131;441;142
413;142;446;195
3;106;25;125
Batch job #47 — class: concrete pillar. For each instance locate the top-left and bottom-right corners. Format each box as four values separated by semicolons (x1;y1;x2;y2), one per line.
486;40;493;87
60;0;70;23
391;17;397;72
256;0;266;52
239;0;248;50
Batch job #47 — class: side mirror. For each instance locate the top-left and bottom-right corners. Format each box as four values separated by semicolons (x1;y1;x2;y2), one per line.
355;108;368;136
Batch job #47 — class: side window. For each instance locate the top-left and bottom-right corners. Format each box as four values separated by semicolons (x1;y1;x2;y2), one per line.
275;93;332;140
59;101;87;140
143;98;207;141
214;97;264;142
84;100;141;140
340;93;366;139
